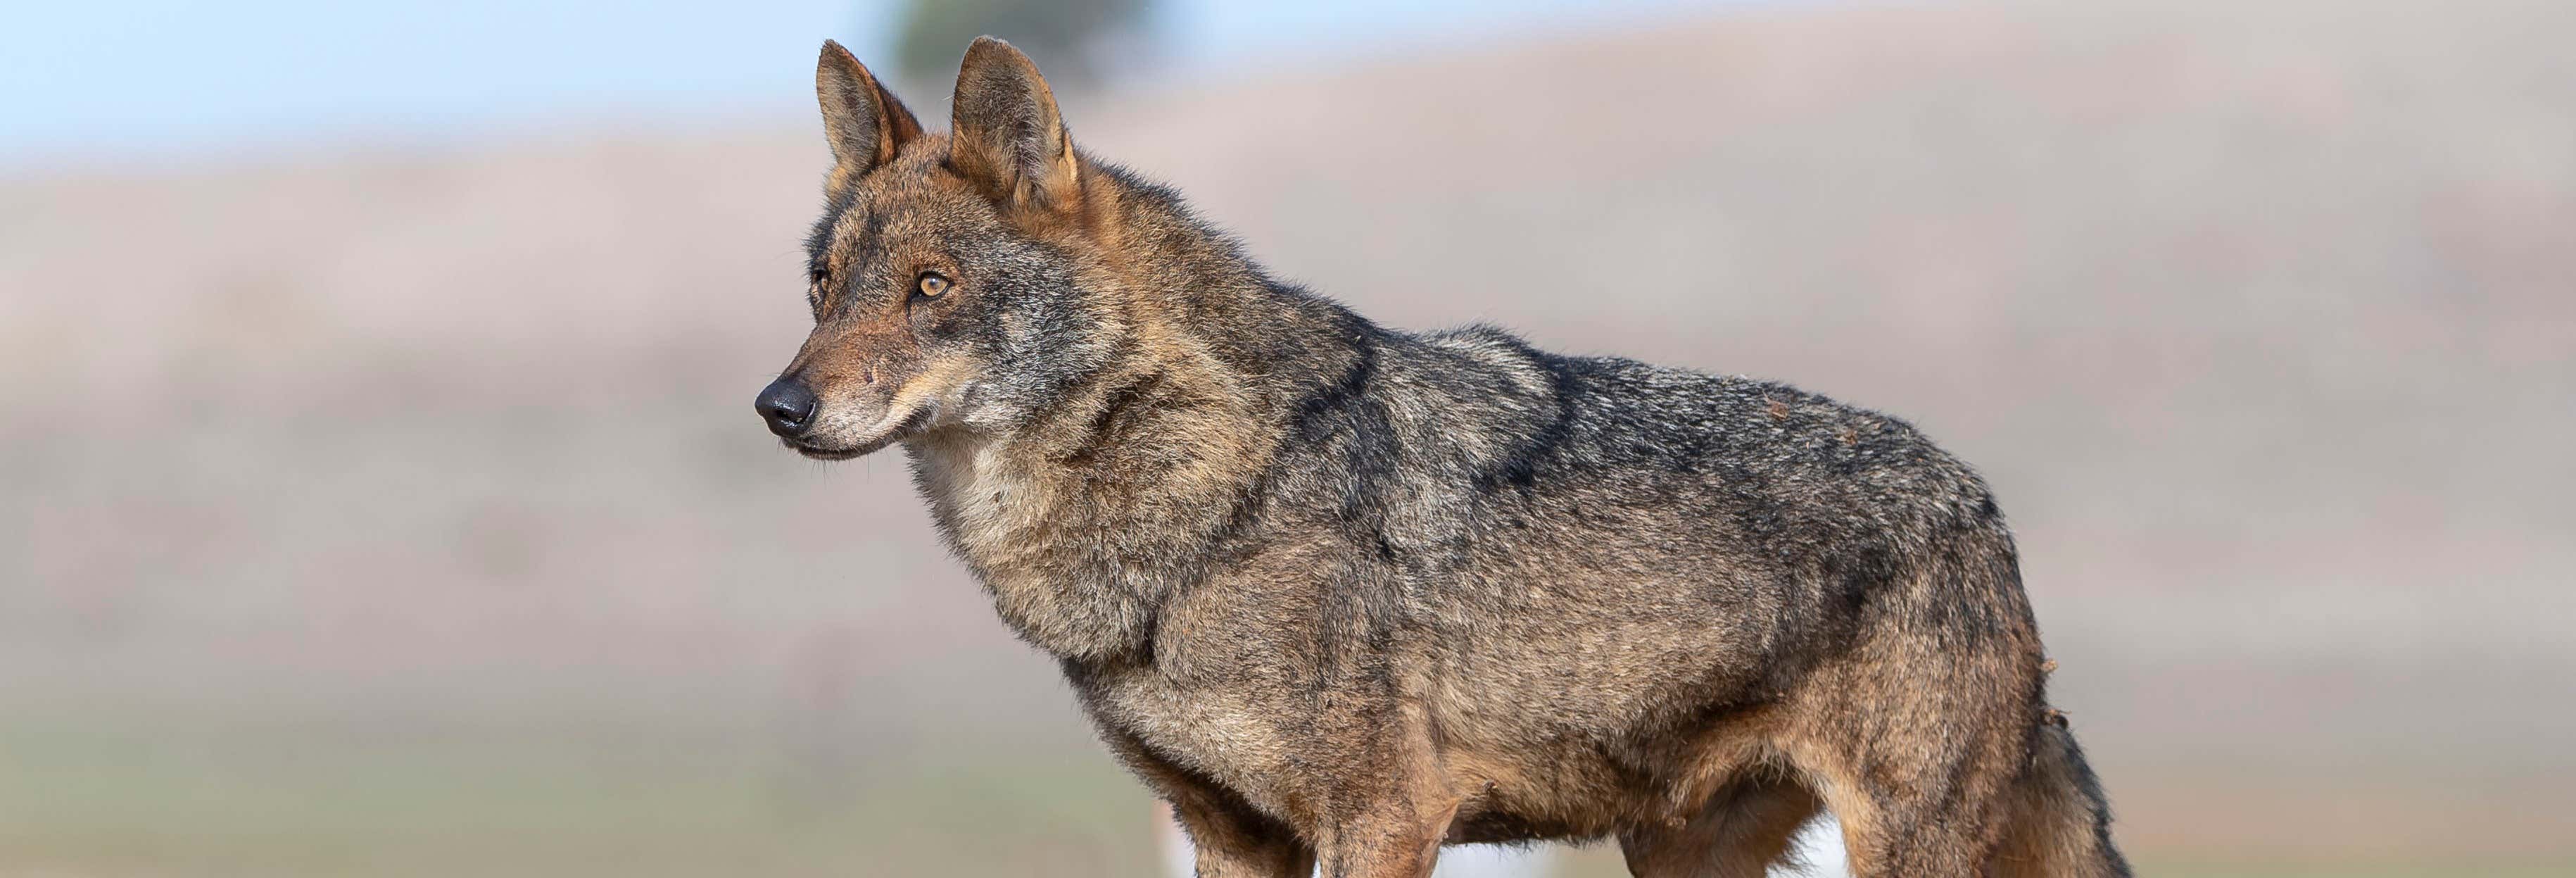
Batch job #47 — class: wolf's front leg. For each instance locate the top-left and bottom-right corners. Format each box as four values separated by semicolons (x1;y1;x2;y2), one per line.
1107;729;1315;877
1172;801;1314;878
1313;793;1460;878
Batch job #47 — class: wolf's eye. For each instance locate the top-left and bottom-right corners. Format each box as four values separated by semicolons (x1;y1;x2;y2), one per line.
914;272;951;299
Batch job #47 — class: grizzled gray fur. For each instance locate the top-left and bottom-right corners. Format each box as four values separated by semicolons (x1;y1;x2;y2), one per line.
752;37;2130;878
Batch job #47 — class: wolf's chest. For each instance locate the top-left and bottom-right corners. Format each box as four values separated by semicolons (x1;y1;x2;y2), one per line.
909;436;1258;661
1078;660;1309;817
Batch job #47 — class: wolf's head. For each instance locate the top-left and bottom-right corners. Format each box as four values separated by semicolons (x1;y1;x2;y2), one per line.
756;38;1130;460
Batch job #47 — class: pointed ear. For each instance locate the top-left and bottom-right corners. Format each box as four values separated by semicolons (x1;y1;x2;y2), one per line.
949;36;1080;211
816;39;921;190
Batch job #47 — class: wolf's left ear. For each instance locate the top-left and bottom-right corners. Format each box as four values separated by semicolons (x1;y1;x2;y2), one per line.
949;37;1080;211
816;39;921;192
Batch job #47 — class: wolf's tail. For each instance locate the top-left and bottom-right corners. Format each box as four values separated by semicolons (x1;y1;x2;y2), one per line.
1989;715;2133;877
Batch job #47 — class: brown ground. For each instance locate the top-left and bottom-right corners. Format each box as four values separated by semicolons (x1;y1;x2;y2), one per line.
4;1;2572;874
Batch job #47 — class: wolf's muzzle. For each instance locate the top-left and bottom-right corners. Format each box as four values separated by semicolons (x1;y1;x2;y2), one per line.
755;377;819;437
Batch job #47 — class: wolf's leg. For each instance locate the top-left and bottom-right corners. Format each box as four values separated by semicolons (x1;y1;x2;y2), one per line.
1985;720;2132;878
1779;647;2035;876
1312;793;1459;878
1172;799;1315;878
1105;730;1315;877
1796;736;2018;878
1617;779;1819;878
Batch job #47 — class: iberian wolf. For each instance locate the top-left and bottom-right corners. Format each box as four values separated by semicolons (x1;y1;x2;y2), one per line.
754;37;2129;878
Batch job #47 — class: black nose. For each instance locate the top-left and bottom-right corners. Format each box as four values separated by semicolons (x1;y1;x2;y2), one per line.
756;377;817;437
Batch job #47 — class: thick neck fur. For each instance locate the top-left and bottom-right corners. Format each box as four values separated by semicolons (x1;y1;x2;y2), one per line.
905;163;1366;663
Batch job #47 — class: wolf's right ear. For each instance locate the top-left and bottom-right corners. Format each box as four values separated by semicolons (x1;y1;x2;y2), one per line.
816;40;921;192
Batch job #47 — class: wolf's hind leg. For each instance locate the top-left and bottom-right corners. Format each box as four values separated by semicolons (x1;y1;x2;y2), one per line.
1618;779;1819;878
1781;653;2032;875
1986;720;2132;878
1802;746;2016;878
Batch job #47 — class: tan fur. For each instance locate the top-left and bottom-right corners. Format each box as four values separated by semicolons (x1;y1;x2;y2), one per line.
1621;781;1819;878
761;37;2129;878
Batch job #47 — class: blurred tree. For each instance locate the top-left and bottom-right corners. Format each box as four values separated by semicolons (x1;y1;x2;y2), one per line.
893;0;1149;87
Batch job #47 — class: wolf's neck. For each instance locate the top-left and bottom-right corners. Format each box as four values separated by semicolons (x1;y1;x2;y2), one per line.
905;179;1377;661
903;360;1272;661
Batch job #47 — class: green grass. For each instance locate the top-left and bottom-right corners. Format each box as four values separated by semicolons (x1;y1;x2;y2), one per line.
6;714;2570;877
2130;861;2576;878
0;713;1163;877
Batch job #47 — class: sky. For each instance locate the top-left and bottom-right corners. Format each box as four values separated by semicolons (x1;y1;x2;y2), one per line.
0;0;1766;169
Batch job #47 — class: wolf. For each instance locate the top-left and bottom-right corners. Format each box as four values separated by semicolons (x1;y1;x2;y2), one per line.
752;37;2130;878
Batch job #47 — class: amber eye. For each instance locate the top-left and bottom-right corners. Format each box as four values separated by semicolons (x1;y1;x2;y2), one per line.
914;272;951;299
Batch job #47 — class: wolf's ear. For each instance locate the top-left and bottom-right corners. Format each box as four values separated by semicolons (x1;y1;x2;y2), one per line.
816;39;921;191
949;37;1080;211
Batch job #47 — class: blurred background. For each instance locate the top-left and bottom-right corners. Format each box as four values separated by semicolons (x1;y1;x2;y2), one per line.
5;1;2572;875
